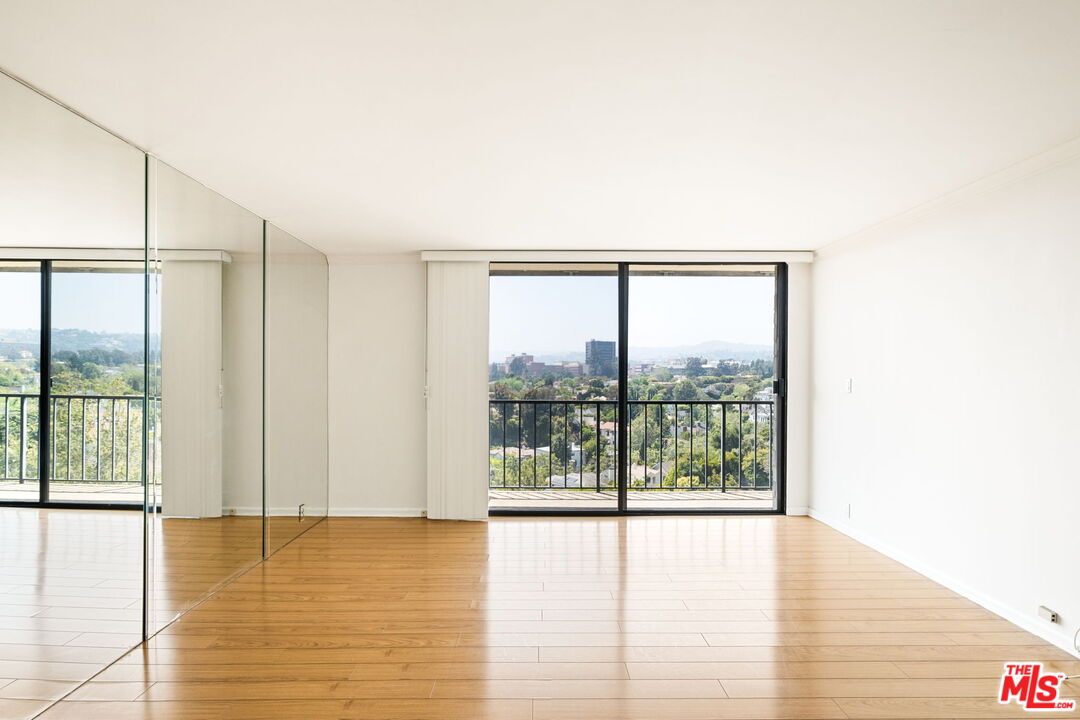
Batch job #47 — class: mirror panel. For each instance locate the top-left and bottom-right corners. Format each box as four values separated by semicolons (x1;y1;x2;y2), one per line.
0;70;148;707
146;158;265;634
265;223;328;552
1;72;330;717
0;74;143;249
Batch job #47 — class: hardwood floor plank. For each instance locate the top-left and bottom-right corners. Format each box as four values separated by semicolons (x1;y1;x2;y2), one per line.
0;679;80;701
719;677;1000;698
541;644;1075;663
137;680;435;701
532;697;850;719
625;661;907;679
39;698;533;720
895;660;1080;678
429;678;729;698
835;696;1080;717
0;698;53;720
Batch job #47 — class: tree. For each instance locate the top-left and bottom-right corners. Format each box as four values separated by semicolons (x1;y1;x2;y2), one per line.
685;356;706;377
673;378;700;401
509;356;528;377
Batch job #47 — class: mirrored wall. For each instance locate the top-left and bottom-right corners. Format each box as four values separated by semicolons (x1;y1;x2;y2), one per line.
265;225;329;553
0;69;328;715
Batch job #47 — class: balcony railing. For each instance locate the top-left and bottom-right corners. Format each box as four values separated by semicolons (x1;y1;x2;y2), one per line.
489;399;775;491
1;392;152;484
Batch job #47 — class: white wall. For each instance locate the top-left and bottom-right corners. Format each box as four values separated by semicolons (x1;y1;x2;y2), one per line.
785;262;811;515
810;147;1080;657
328;254;427;516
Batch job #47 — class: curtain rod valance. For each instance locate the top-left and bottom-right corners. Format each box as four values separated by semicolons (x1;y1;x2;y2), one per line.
421;250;813;263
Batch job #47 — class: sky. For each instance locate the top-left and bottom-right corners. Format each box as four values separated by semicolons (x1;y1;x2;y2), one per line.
490;274;775;361
0;269;145;335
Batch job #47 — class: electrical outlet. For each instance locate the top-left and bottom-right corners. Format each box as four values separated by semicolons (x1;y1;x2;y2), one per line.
1038;605;1060;623
847;503;852;519
846;378;853;393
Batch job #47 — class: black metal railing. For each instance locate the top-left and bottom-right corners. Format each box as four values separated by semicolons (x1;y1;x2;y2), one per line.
488;399;775;491
1;392;151;484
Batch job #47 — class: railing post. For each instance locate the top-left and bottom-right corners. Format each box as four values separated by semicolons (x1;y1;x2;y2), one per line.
81;397;86;481
704;404;710;488
18;395;27;483
126;399;131;483
95;398;101;481
720;402;726;492
66;398;71;480
111;399;117;482
595;403;600;492
753;403;759;489
2;396;7;479
689;404;694;488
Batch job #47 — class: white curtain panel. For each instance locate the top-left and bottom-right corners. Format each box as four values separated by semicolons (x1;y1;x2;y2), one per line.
160;259;224;518
425;260;490;520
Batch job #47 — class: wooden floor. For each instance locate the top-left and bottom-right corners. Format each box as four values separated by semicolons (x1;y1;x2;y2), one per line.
18;515;1080;719
0;509;263;720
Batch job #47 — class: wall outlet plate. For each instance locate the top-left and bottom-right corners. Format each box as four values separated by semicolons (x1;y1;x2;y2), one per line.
1038;605;1060;623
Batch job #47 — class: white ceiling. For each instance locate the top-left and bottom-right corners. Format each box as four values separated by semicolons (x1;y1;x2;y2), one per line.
2;0;1080;255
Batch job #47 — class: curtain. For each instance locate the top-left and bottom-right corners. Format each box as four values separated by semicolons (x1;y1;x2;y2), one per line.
425;260;489;520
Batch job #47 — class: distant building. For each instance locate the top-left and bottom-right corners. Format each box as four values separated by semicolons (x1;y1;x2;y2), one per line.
585;339;616;377
550;361;584;377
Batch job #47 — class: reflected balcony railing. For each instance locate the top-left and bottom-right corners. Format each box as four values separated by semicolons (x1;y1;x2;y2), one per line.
489;399;775;492
1;392;156;485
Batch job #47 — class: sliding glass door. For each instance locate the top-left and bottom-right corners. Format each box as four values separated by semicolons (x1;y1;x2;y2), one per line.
626;265;781;511
488;264;620;511
0;261;42;502
0;259;145;506
488;262;786;514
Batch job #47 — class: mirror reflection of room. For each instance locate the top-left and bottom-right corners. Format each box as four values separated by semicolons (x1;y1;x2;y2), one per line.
0;70;147;715
0;67;329;718
146;159;266;633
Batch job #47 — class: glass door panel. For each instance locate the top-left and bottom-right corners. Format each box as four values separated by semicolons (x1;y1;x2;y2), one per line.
0;261;42;502
48;260;146;504
626;265;780;512
488;264;619;511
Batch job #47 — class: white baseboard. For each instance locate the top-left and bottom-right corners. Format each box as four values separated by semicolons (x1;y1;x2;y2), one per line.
808;507;1080;659
223;507;261;516
223;507;332;517
330;507;426;517
785;506;809;516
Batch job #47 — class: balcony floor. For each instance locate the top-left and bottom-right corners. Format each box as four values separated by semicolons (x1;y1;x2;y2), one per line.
490;488;774;510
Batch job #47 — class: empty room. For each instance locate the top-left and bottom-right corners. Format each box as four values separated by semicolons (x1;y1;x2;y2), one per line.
1;1;1078;719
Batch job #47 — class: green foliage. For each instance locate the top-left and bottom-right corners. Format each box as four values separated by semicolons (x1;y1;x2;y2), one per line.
488;356;776;491
684;356;706;377
508;356;528;376
673;378;701;401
